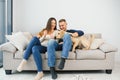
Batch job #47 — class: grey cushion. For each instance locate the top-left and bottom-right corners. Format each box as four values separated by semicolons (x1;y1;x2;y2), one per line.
14;50;45;59
76;49;105;60
0;42;17;53
45;51;76;60
99;43;118;53
85;33;102;39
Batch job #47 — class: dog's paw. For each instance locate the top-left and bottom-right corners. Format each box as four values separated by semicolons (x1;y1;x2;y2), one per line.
72;50;76;53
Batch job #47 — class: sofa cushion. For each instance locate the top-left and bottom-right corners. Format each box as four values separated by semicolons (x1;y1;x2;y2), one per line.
6;32;30;51
90;39;104;49
45;51;76;60
84;33;102;39
12;32;33;41
99;43;118;53
14;50;45;59
76;49;105;60
22;32;33;41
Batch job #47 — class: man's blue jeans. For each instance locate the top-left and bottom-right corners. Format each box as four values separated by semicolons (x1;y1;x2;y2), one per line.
23;37;47;72
47;33;72;67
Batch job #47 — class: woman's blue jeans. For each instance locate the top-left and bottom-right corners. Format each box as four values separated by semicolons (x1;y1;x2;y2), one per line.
23;36;47;72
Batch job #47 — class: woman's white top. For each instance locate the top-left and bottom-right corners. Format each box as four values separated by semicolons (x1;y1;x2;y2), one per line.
39;30;57;47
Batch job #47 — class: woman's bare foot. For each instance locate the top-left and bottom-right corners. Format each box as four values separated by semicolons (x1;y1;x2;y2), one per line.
17;59;27;72
34;72;44;80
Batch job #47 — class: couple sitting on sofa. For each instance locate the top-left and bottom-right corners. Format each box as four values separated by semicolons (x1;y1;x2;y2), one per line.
17;17;84;80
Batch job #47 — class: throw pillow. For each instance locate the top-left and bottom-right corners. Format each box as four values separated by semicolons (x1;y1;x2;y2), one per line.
23;32;33;42
5;31;29;51
90;39;104;49
99;43;117;53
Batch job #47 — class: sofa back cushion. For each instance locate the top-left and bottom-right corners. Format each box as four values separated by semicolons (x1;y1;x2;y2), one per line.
84;33;102;39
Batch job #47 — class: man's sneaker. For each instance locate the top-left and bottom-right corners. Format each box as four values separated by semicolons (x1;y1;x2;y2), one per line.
58;58;66;70
50;67;57;79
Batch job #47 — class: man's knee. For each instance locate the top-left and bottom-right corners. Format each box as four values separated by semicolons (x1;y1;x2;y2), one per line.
64;33;71;39
48;39;56;46
63;33;72;42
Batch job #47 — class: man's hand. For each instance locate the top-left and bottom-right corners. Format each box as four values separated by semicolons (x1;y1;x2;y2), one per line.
59;42;63;44
71;32;78;37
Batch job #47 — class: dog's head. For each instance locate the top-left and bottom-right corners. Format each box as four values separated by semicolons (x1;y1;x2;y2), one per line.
55;30;65;39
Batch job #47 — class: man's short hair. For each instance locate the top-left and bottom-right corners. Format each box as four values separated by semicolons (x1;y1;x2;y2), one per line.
59;19;66;23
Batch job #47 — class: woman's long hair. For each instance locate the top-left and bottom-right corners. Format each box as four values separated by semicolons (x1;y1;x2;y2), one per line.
45;17;57;33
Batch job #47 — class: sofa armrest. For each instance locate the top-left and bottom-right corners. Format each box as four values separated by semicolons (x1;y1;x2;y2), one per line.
99;43;118;53
0;42;17;53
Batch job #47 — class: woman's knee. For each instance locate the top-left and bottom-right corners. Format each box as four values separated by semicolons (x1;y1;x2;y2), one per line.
30;36;40;45
32;46;39;53
32;36;39;41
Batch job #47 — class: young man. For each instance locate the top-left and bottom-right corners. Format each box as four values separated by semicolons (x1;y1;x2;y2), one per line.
47;19;84;79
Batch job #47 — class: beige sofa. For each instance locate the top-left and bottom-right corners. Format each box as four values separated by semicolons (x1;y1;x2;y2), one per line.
0;33;117;74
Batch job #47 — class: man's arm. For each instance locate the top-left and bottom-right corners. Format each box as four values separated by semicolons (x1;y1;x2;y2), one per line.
66;29;84;37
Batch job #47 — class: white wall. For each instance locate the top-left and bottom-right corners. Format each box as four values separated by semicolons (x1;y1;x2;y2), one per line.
13;0;120;56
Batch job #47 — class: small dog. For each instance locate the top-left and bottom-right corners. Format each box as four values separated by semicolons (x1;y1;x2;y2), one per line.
55;30;94;52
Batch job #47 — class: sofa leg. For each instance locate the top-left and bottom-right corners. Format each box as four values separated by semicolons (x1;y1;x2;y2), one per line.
106;69;112;74
5;70;12;75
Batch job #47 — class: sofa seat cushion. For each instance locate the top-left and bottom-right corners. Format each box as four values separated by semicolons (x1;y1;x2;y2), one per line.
76;49;105;60
14;50;45;59
45;51;76;60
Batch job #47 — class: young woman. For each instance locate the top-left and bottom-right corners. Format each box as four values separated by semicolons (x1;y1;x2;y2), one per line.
17;17;57;80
